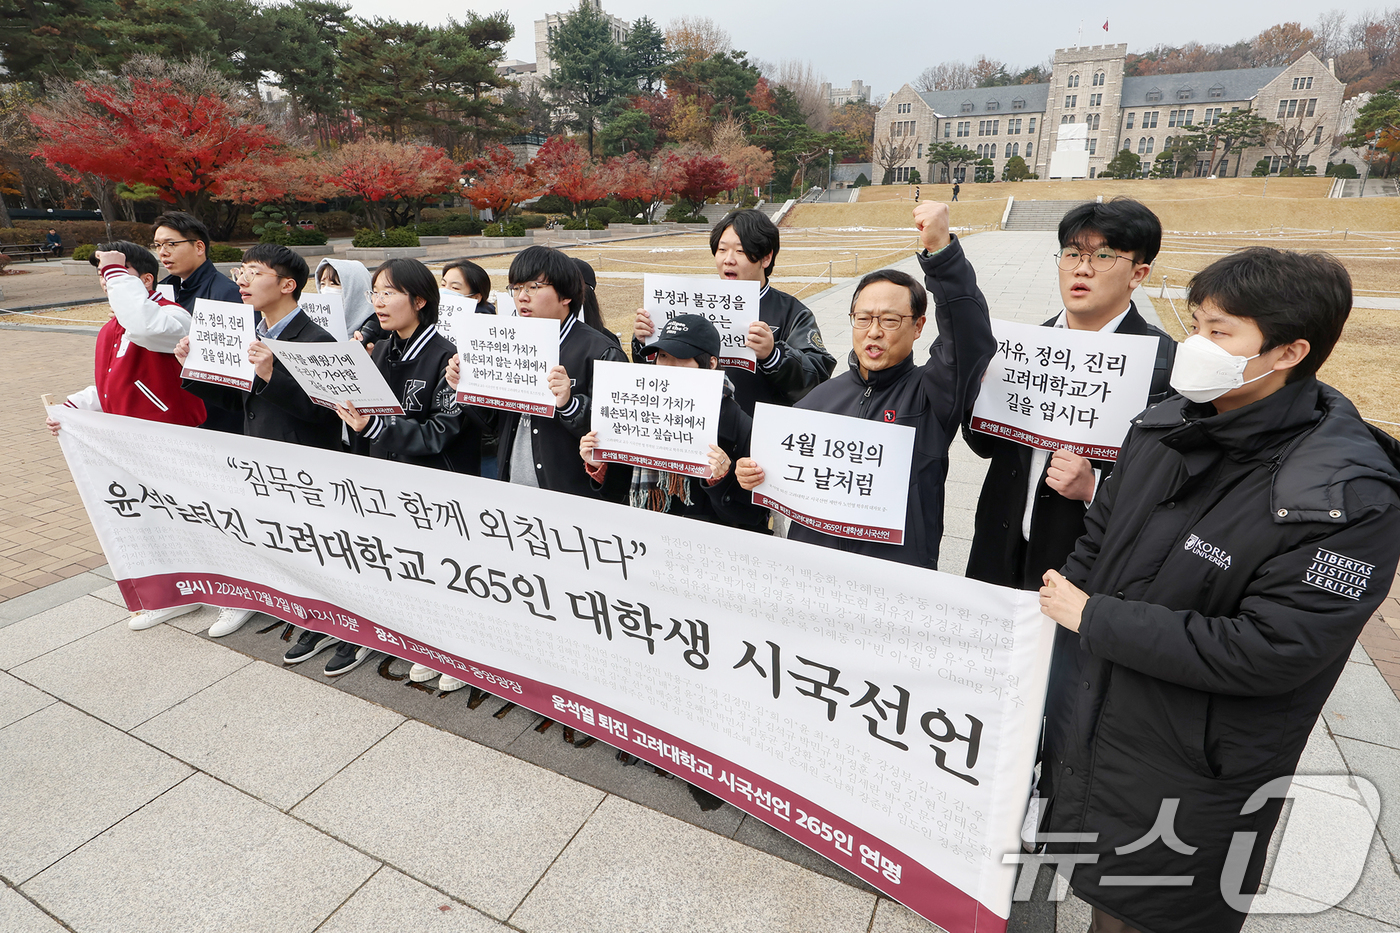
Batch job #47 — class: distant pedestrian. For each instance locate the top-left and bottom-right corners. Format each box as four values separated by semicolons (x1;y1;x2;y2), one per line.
45;228;62;255
951;182;961;202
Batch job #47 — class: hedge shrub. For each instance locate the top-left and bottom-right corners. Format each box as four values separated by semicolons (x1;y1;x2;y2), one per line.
259;223;328;246
71;243;97;261
482;221;526;237
210;244;244;262
351;227;420;248
515;213;548;229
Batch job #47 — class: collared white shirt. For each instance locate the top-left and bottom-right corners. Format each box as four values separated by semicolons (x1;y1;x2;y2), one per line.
1021;306;1131;541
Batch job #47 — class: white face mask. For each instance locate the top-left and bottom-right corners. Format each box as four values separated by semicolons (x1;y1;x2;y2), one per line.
1169;334;1270;404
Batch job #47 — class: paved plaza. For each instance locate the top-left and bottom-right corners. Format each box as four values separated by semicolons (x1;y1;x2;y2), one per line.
1;232;1397;932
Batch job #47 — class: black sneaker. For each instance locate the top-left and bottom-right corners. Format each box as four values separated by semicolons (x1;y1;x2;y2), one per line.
283;630;340;664
323;642;373;677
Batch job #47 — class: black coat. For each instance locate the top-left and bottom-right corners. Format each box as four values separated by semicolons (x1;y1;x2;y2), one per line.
183;310;343;450
787;236;996;570
349;323;488;474
494;314;628;498
632;285;836;415
963;304;1176;590
1042;378;1400;933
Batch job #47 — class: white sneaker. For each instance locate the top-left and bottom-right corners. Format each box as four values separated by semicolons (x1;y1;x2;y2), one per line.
129;605;199;630
408;663;438;683
438;675;467;692
208;608;257;637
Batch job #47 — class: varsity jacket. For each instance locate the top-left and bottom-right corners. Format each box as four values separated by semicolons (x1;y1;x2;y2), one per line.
350;323;488;474
65;263;205;426
183;309;342;450
962;304;1177;590
788;237;996;570
633;284;836;415
494;312;628;498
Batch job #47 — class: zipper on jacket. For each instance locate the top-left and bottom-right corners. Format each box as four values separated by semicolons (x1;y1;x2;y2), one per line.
860;385;872;408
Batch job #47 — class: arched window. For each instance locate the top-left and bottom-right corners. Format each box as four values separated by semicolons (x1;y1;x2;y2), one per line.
1025;143;1032;159
1068;73;1080;88
1011;142;1019;157
990;143;997;158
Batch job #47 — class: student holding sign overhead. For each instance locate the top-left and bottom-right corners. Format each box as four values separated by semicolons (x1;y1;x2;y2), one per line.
963;199;1177;592
736;203;995;570
632;210;835;414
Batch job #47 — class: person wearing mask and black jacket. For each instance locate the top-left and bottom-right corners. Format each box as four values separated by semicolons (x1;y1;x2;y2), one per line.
736;202;996;570
632;209;835;415
1037;247;1400;933
448;246;626;500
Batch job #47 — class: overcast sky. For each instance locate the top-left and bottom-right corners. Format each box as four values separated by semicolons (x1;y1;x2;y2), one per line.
344;0;1355;99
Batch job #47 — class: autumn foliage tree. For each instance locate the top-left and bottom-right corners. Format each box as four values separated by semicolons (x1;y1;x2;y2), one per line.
461;144;544;220
612;151;684;221
530;136;617;220
324;140;460;231
215;153;339;227
675;151;738;213
29;57;284;234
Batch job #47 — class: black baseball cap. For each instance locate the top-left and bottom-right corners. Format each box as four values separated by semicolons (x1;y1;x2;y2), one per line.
646;313;721;360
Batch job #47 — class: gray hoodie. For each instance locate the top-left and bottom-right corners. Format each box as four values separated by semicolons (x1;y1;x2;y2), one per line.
313;258;374;337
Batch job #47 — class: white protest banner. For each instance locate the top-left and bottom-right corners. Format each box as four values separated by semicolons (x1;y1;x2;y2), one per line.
643;273;760;372
590;359;724;477
181;297;256;391
435;291;479;347
52;405;1053;933
453;315;558;416
298;291;347;340
969;319;1160;460
263;338;404;416
749;403;917;544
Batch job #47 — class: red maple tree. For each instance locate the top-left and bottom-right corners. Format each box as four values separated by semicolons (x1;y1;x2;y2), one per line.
676;151;739;213
530;136;616;220
461;145;543;221
30;58;284;226
612;151;685;222
324;140;460;231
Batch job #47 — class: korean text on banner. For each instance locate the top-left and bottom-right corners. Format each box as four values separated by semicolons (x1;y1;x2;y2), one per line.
453;314;559;416
263;337;404;416
51;405;1054;933
436;292;479;347
298;291;348;340
181;297;256;391
969;319;1159;461
590;360;723;477
749;403;916;544
643;273;760;372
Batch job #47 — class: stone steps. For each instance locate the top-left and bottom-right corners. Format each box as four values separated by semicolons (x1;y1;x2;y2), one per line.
1002;199;1092;231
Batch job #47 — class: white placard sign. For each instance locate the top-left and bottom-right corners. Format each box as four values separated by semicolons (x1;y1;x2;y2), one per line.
181;297;256;391
51;405;1055;933
590;359;724;477
298;291;347;340
749;403;916;544
435;291;479;347
643;274;760;372
453;314;559;416
263;337;404;416
969;319;1161;460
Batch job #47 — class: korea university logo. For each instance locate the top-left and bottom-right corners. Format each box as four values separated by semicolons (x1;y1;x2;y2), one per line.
1183;534;1231;570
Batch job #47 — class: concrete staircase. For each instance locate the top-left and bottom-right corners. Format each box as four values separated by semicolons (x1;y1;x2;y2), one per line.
1002;199;1092;231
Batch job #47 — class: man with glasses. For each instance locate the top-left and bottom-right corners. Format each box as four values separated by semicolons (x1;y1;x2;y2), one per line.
735;202;995;569
962;198;1176;592
173;244;341;637
151;211;246;433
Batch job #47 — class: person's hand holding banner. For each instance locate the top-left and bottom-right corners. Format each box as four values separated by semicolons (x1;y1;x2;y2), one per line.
263;337;404;415
182;298;256;391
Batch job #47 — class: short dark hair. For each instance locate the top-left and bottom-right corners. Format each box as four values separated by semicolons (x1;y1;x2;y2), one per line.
1058;198;1162;265
151;211;212;254
442;258;491;300
373;258;440;327
1187;247;1351;384
509;246;582;315
241;243;310;300
710;209;781;278
850;269;929;320
90;240;160;281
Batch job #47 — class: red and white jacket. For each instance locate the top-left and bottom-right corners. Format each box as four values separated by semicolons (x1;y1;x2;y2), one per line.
66;262;206;426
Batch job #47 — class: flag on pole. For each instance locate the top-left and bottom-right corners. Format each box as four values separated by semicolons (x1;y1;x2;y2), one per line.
1103;19;1109;31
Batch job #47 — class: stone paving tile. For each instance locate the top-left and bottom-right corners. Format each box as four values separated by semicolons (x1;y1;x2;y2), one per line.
0;572;111;628
0;703;191;884
0;885;67;933
22;773;379;933
12;621;250;730
0;595;127;670
0;670;55;729
133;660;404;810
0;331;104;602
293;719;605;920
1322;659;1400;751
511;795;877;933
1333;736;1400;857
1241;908;1399;932
730;813;878;894
869;897;947;932
316;867;508;933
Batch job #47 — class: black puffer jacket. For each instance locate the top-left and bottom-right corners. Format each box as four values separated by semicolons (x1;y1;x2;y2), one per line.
1042;378;1400;933
787;236;995;569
